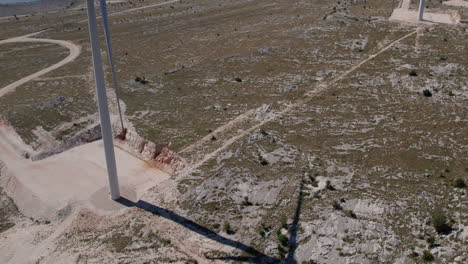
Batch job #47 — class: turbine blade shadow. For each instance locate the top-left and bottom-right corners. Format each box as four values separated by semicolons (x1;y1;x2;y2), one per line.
285;177;305;263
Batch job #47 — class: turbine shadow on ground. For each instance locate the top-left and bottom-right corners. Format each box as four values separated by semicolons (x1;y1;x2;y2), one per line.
115;197;279;263
209;177;305;264
285;177;305;263
139;177;305;264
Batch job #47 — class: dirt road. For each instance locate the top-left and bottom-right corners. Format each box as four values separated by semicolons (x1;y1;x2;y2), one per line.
177;30;418;179
0;0;181;98
0;33;81;98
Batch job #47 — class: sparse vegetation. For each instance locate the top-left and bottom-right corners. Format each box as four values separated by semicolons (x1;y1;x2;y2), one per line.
332;200;342;210
426;236;435;247
278;243;288;258
343;209;357;219
422;250;434;262
453;178;466;188
276;228;289;247
258;155;269;166
279;215;288;229
342;236;355;243
326;180;335;190
431;208;452;235
423;89;432;97
1;0;467;263
161;239;171;246
308;175;319;187
223;221;233;234
408;251;419;259
135;76;149;84
107;233;132;252
260;128;268;136
259;229;266;237
259;223;271;238
241;196;253;206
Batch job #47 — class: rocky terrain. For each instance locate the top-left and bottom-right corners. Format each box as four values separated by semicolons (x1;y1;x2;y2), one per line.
0;0;467;263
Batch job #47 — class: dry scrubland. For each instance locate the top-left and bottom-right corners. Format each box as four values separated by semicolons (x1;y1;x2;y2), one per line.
0;0;467;263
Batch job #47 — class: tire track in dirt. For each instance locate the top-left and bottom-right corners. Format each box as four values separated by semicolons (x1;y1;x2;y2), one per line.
177;30;418;179
179;108;258;154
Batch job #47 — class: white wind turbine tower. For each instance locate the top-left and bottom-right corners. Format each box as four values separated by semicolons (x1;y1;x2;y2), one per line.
86;0;121;200
99;0;125;132
418;0;426;21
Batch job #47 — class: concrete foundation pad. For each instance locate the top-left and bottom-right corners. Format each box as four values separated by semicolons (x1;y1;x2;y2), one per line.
0;138;170;220
389;8;461;25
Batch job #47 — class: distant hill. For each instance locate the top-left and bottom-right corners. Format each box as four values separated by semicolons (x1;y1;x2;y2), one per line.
0;0;84;17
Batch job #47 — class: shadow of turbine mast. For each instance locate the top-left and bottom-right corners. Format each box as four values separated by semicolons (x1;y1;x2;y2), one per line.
211;177;305;264
116;178;305;264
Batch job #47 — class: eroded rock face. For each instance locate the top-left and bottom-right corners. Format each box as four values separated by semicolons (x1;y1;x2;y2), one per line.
115;126;186;175
32;124;102;161
0;161;20;234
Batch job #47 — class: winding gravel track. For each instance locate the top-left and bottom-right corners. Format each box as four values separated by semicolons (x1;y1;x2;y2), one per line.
0;0;181;98
0;32;81;98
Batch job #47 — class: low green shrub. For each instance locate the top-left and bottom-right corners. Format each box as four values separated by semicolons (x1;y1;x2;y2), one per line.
426;236;435;247
422;250;434;262
423;89;432;97
332;200;342;210
223;221;232;234
343;209;357;219
453;178;466;188
431;208;452;234
276;229;289;247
